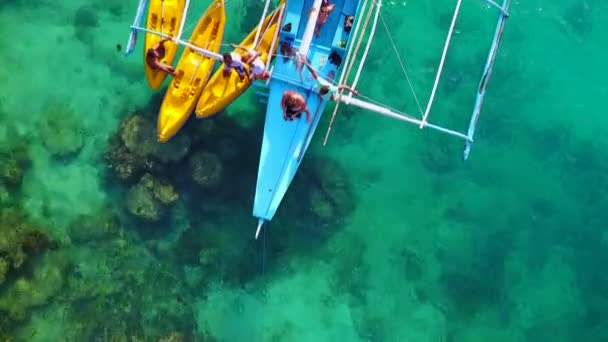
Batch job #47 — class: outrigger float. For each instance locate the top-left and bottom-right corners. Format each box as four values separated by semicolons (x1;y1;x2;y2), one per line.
124;0;511;238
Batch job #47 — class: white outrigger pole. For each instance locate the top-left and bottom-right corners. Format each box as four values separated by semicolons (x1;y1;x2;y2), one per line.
125;0;225;61
328;0;510;160
463;0;510;160
125;0;149;56
420;0;463;126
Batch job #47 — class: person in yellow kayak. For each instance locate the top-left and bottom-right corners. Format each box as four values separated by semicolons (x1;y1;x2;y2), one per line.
304;61;359;101
222;51;249;81
230;43;270;81
281;91;311;123
146;36;177;76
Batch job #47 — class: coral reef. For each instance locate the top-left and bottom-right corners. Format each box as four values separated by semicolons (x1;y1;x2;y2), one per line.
105;114;191;182
0;208;63;337
67;207;123;244
0;252;68;322
63;236;195;340
38;102;83;157
125;173;178;221
0;142;30;188
0;209;58;280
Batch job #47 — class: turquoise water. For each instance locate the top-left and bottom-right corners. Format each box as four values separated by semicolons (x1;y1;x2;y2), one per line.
1;0;607;340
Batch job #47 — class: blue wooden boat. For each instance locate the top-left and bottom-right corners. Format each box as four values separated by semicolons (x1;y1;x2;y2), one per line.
124;0;512;239
252;0;364;237
252;0;511;238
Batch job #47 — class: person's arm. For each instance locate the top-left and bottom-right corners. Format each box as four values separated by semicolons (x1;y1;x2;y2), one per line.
281;94;288;119
304;107;311;122
245;53;259;65
338;85;358;95
304;61;319;80
308;6;317;17
159;36;172;45
243;66;251;79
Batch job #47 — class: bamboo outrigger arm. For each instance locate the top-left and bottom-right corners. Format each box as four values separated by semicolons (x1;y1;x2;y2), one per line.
129;26;224;61
463;0;510;160
337;95;471;141
124;0;148;56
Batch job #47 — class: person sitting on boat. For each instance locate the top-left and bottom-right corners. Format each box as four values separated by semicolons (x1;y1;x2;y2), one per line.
222;52;249;81
230;44;270;81
281;91;311;123
310;0;336;37
304;61;358;101
146;36;176;76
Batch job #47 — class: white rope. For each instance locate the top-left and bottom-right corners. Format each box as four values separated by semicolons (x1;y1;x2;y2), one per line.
323;2;376;146
379;11;424;117
253;0;273;49
266;4;285;69
338;0;368;85
176;0;191;40
420;0;463;127
254;6;279;50
348;0;382;98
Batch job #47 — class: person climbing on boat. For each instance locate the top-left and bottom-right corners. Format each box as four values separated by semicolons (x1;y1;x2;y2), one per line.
146;36;176;76
309;0;336;37
304;61;359;101
281;91;311;123
222;51;249;81
229;43;270;81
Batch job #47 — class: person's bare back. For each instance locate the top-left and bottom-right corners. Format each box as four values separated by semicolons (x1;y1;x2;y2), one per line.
146;37;176;75
311;2;335;37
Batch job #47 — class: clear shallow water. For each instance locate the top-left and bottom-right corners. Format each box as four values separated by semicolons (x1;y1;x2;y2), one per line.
0;0;607;341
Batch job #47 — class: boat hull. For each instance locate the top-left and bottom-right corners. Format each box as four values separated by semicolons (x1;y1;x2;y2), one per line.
157;0;226;142
253;0;362;222
144;0;186;90
195;2;285;118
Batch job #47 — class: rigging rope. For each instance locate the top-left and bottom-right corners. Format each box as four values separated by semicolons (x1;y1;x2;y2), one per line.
379;10;424;117
322;0;375;146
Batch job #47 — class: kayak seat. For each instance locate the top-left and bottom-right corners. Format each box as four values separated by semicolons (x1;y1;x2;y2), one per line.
170;17;177;33
173;69;184;88
191;78;201;96
151;13;158;29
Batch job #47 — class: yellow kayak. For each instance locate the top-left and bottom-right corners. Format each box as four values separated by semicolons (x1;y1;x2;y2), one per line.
194;3;284;118
157;0;226;142
144;0;186;90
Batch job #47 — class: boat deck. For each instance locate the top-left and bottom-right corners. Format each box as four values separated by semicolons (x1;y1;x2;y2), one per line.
253;0;361;222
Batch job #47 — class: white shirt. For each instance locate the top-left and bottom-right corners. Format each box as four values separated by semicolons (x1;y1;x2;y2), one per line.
227;52;245;68
251;58;265;75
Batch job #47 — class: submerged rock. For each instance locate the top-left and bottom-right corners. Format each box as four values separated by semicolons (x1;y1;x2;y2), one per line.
120;115;191;162
188;150;223;188
73;5;98;43
105;114;192;182
303;157;355;223
39;103;83;157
